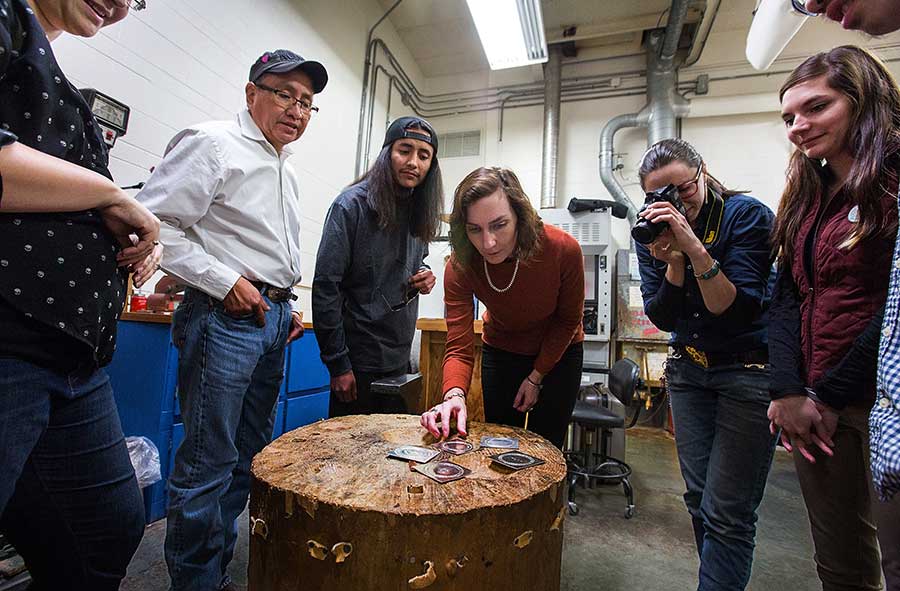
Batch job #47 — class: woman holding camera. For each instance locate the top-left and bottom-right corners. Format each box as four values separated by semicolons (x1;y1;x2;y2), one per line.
635;138;776;590
770;45;900;590
420;166;584;449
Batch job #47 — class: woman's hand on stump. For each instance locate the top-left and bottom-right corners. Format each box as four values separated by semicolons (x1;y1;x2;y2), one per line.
421;388;467;440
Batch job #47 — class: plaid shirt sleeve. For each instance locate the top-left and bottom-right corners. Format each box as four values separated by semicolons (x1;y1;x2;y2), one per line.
872;194;900;502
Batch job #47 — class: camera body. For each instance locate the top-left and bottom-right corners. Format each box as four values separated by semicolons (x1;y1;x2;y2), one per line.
631;183;686;245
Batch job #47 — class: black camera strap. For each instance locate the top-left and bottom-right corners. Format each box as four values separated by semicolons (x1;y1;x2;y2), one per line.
695;188;725;247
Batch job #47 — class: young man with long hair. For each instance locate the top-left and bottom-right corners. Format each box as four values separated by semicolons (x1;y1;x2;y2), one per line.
313;117;443;416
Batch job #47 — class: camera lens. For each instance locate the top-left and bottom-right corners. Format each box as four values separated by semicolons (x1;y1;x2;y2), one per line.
631;219;659;244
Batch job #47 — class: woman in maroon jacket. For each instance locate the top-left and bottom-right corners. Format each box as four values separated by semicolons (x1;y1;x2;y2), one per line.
770;45;900;590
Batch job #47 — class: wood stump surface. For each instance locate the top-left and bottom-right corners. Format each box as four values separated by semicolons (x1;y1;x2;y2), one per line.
249;414;567;590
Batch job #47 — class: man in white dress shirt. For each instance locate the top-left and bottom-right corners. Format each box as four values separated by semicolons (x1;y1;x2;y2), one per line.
137;49;327;591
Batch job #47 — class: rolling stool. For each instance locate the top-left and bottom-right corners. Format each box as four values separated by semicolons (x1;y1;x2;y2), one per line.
565;358;642;518
370;374;423;414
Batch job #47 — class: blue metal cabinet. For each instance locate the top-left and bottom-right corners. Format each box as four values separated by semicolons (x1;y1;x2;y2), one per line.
283;332;330;432
106;320;178;523
285;332;330;394
284;389;329;432
108;321;330;523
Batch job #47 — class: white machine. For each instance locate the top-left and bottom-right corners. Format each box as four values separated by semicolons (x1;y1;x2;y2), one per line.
540;202;616;370
543;200;628;461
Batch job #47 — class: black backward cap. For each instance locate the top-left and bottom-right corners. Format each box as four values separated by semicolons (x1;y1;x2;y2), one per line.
383;116;438;155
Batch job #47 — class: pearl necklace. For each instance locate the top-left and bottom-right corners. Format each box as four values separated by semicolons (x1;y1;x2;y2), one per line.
484;258;519;293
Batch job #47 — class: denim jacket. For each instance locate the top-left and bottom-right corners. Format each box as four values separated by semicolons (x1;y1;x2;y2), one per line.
636;193;775;354
312;181;428;377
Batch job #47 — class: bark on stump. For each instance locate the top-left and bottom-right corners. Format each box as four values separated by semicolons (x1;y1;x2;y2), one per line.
249;414;567;590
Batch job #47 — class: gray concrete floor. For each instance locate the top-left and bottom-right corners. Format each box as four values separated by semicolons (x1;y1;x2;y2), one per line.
122;428;818;591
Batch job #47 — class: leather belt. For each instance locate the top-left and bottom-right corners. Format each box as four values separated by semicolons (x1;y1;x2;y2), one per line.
673;345;768;369
250;281;297;303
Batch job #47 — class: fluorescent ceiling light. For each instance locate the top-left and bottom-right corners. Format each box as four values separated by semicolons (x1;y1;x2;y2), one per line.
466;0;548;71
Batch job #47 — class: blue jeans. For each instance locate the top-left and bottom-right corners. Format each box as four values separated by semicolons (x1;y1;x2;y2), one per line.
0;359;145;590
165;289;292;591
666;357;777;591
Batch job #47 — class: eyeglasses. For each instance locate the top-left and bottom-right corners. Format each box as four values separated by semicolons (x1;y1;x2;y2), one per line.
128;0;147;10
254;83;319;116
790;0;819;16
676;166;703;196
381;285;420;312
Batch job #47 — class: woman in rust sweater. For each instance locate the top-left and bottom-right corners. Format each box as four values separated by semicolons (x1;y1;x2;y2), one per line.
420;167;584;448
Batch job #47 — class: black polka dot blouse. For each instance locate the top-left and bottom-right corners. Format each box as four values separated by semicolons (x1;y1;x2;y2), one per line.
0;0;126;370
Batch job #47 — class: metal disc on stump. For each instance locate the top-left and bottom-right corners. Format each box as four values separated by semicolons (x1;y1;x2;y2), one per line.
249;414;567;590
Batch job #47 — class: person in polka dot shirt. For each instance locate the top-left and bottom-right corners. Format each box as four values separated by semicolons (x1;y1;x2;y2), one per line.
0;0;160;588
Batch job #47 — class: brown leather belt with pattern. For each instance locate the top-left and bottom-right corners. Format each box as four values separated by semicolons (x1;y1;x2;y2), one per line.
250;281;297;303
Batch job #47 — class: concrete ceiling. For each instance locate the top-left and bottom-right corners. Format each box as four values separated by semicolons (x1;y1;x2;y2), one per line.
377;0;707;77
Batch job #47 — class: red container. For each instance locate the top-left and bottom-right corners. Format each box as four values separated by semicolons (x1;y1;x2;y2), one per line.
130;294;148;312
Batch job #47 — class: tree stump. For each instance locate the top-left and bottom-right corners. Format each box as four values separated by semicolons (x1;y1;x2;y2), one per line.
249;414;567;590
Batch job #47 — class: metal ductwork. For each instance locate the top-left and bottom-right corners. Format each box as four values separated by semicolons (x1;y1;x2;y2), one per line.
644;29;691;147
599;113;649;223
540;44;563;209
598;0;691;223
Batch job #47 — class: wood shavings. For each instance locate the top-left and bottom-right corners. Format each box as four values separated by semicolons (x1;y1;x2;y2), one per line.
513;530;534;548
331;542;353;563
408;560;436;588
550;505;566;531
307;540;328;561
249;517;268;540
